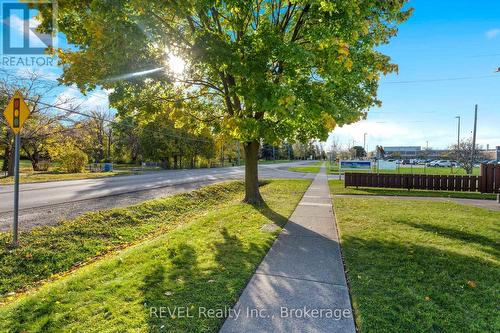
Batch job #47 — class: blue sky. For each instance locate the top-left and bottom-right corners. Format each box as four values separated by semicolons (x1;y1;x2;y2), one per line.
328;0;500;151
1;0;499;151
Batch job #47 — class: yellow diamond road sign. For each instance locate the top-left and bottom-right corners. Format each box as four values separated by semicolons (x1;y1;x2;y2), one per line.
3;91;30;134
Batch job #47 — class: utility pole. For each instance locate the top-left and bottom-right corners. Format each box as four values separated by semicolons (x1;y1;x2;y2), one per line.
363;133;367;152
455;116;461;149
471;105;478;169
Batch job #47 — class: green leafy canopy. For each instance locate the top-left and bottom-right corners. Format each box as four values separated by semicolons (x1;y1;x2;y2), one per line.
39;0;411;144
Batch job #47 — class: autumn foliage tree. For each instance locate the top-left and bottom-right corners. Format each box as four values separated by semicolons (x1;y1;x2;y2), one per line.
0;70;74;174
38;0;411;203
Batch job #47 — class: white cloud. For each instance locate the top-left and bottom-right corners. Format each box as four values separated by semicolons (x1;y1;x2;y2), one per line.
485;28;500;39
54;86;110;112
14;67;61;81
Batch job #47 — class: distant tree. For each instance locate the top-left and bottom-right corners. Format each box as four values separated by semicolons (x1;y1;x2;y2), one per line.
139;113;215;169
450;138;480;175
351;146;367;159
21;113;68;171
112;115;141;163
0;69;75;174
376;145;385;159
260;143;274;161
285;143;294;160
76;108;114;163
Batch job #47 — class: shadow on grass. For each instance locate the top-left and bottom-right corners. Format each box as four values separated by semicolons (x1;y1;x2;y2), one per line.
140;224;276;332
140;190;291;333
252;201;289;228
142;243;202;332
341;235;499;333
399;220;500;258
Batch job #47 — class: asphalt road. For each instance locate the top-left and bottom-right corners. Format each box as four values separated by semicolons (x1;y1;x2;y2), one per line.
0;161;316;231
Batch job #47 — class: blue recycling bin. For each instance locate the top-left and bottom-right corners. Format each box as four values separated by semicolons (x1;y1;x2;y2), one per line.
103;163;113;172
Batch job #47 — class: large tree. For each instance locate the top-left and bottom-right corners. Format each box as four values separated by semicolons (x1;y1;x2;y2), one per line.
38;0;410;203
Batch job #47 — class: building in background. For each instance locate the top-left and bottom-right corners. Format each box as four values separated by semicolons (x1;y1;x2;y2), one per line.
481;147;499;160
383;146;447;160
383;146;422;159
382;145;500;161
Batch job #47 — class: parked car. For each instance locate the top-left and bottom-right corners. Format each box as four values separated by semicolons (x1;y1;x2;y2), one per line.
428;160;452;167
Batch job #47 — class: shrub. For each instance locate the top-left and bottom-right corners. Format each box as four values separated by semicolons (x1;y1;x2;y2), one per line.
59;149;88;173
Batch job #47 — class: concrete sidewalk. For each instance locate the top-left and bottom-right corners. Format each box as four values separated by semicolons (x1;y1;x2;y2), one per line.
220;166;355;333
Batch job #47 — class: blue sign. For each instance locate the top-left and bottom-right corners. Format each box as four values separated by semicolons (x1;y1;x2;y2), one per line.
340;160;371;170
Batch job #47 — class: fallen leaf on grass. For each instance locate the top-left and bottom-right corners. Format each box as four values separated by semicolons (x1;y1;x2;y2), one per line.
467;280;477;288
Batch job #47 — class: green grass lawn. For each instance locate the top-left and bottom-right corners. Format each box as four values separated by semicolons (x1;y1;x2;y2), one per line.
333;196;500;332
288;161;323;173
0;179;310;332
329;180;497;200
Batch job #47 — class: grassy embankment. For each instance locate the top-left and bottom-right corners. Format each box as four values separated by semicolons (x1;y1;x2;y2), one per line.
0;179;310;332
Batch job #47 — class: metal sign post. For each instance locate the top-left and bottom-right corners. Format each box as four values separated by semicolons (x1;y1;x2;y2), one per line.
12;134;20;246
3;91;31;247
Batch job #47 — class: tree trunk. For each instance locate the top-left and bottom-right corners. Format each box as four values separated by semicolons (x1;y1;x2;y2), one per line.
243;140;263;204
2;145;9;173
7;145;14;176
2;132;14;176
30;150;40;171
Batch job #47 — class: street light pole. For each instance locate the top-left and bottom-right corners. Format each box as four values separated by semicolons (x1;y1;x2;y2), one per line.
455;116;461;148
471;105;478;172
363;133;367;152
